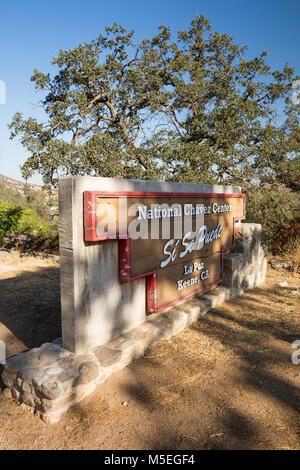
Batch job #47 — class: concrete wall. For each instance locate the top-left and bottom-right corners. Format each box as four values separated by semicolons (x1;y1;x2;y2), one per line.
59;176;241;354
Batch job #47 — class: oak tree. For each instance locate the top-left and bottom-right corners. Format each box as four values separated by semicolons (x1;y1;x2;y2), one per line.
9;16;299;190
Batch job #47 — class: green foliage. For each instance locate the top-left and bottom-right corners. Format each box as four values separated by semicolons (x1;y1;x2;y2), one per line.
0;200;23;238
17;209;54;237
8;16;299;190
245;185;297;253
0;199;56;240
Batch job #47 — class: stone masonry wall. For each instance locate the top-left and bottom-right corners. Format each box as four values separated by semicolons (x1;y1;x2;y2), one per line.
223;223;267;293
1;223;267;423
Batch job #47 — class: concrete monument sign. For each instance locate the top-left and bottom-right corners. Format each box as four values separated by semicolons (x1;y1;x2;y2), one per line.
1;175;267;423
59;176;243;354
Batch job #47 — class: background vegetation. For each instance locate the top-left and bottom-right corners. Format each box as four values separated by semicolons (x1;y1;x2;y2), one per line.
2;16;299;255
0;183;58;252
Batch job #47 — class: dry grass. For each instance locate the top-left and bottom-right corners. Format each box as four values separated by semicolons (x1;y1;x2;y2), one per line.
0;254;299;450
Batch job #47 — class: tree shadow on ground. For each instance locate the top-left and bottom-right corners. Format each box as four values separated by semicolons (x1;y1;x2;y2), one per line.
116;283;300;450
0;264;299;450
0;266;61;354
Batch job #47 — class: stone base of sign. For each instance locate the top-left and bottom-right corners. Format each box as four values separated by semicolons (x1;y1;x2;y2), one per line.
223;223;267;290
1;223;267;423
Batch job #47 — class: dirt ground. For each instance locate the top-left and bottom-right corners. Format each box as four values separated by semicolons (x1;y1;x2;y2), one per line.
0;253;299;450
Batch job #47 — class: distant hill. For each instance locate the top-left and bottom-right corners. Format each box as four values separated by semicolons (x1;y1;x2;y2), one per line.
0;174;58;218
0;174;42;195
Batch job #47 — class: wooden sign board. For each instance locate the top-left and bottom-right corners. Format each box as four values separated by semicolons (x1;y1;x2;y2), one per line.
84;191;245;313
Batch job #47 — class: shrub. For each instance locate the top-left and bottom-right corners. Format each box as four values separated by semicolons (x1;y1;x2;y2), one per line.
245;185;299;254
0;200;22;238
274;222;300;257
17;208;54;237
0;199;56;240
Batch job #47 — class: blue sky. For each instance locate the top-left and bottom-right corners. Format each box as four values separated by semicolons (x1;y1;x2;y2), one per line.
0;0;299;184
